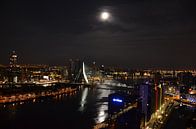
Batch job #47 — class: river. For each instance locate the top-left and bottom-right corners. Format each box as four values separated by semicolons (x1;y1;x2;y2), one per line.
0;80;128;129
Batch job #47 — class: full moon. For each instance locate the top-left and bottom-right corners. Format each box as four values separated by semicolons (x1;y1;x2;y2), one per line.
100;12;110;21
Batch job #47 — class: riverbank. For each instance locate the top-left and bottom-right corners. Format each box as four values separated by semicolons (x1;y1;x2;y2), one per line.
0;84;80;104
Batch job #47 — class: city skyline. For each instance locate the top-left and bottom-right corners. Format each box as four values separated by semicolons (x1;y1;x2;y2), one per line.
0;0;196;68
1;50;196;70
0;1;196;129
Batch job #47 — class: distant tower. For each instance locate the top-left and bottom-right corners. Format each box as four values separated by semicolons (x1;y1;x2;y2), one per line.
10;51;17;67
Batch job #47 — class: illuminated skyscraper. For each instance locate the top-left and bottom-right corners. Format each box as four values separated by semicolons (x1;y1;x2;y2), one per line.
10;51;17;67
108;92;142;129
140;84;153;122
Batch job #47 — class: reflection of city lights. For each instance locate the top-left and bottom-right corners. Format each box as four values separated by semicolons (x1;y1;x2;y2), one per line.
146;126;150;129
98;115;106;123
96;104;107;124
79;88;88;111
99;111;105;116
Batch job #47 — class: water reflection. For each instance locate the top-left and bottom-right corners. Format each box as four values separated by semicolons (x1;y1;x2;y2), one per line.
97;104;107;123
79;87;89;111
0;80;128;129
95;82;115;124
98;110;106;123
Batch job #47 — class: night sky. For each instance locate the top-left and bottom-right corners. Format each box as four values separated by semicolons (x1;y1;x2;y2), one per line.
0;0;196;68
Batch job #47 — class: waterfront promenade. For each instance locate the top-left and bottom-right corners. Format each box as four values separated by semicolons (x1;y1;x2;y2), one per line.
0;83;80;104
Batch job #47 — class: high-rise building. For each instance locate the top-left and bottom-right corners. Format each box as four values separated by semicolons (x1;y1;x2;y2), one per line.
7;51;21;83
139;82;165;125
10;51;17;67
108;92;142;129
140;84;153;122
115;108;141;129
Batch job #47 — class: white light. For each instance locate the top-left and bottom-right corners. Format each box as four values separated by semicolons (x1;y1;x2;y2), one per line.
99;111;105;116
43;76;49;80
79;87;88;111
83;62;89;84
100;12;110;21
98;115;106;123
113;98;123;103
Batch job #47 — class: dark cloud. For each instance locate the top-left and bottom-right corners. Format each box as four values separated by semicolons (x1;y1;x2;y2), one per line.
0;0;196;68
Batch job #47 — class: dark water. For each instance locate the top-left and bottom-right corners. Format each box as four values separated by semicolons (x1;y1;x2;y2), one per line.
163;105;195;129
0;80;126;129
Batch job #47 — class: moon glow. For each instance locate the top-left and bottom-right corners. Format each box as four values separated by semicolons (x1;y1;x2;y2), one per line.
100;12;110;21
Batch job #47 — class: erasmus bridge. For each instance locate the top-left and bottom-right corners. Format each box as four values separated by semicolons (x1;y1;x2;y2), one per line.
71;62;133;90
71;62;103;85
